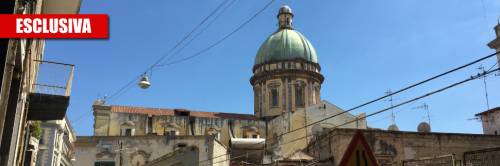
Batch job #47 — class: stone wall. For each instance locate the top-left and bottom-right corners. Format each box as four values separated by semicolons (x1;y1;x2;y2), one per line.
267;101;366;159
306;129;500;166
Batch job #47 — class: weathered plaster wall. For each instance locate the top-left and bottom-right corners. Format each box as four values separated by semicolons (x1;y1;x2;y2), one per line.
93;104;266;147
73;135;226;166
267;101;367;159
306;129;500;166
478;109;500;135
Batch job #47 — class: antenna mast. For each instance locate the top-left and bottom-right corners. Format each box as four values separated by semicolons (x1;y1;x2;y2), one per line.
385;89;396;125
477;65;490;110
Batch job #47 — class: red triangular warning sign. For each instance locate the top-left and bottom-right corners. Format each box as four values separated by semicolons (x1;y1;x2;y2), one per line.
338;130;379;166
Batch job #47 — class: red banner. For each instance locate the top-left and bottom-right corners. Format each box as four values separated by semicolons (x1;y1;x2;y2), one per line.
0;14;109;38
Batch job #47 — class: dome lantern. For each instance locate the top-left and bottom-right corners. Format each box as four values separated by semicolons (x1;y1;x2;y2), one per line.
278;5;294;29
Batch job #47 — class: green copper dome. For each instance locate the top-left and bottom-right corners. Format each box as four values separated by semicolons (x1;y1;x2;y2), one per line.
254;6;318;66
255;29;318;65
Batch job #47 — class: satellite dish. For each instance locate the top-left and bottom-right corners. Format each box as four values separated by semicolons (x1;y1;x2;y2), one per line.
417;122;431;133
388;124;399;131
138;74;151;89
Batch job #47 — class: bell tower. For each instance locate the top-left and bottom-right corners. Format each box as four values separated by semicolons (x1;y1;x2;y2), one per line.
488;22;500;65
251;6;324;119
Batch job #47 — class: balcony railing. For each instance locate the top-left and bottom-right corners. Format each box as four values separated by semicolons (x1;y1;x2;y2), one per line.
27;60;74;120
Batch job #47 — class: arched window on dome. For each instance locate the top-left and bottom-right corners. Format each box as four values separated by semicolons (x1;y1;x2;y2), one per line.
268;83;281;108
270;88;279;107
295;82;305;107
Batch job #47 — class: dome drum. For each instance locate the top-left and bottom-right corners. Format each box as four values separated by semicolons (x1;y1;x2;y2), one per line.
250;67;324;86
252;59;321;74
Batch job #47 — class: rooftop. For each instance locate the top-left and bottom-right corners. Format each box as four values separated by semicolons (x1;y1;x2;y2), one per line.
475;107;500;116
105;105;258;120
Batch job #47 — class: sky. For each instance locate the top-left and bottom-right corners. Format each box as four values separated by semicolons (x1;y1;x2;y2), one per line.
43;0;500;136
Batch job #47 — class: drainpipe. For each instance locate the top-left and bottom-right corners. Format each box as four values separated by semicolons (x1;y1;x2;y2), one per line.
0;39;17;147
119;141;122;166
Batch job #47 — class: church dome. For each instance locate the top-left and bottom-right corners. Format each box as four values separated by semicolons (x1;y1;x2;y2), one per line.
254;6;318;66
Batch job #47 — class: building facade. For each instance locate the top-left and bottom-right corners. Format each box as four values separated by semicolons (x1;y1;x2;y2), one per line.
74;135;229;166
0;0;80;166
36;117;77;166
306;128;500;166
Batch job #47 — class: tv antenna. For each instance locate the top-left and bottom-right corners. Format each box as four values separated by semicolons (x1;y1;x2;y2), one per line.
477;65;490;110
412;103;431;125
385;89;396;125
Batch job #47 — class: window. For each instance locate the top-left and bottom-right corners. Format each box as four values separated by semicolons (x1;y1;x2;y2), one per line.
295;86;304;107
165;130;177;136
95;161;115;166
125;129;132;136
147;116;153;134
177;143;187;148
270;88;279;107
252;134;259;138
495;130;498;135
128;114;134;121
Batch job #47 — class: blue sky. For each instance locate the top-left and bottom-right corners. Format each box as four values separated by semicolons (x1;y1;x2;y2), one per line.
43;0;500;136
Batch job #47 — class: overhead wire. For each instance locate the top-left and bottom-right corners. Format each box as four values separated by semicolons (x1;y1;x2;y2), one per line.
209;67;500;165
106;0;232;102
71;0;235;123
155;0;276;67
195;51;500;165
107;0;237;102
277;51;500;138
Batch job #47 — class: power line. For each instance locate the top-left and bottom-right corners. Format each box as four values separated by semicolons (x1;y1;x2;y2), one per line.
209;67;500;165
154;0;237;68
71;1;236;124
196;51;500;165
106;0;233;102
107;0;236;102
156;0;276;67
278;51;500;138
107;0;274;103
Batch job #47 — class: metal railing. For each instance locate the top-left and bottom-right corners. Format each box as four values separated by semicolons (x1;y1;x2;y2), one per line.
31;60;74;96
464;147;500;166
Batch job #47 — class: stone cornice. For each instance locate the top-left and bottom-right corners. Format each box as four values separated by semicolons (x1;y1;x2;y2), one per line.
250;69;324;86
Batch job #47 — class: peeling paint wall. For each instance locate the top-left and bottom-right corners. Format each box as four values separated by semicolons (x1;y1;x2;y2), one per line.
268;101;367;159
73;135;227;166
306;129;500;166
92;104;266;147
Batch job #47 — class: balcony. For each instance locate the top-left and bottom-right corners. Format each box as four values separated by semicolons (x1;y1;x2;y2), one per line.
27;60;74;120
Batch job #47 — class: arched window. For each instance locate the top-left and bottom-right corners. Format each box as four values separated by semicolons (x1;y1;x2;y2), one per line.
295;85;305;107
270;88;279;107
163;123;180;136
242;126;260;139
121;121;135;136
